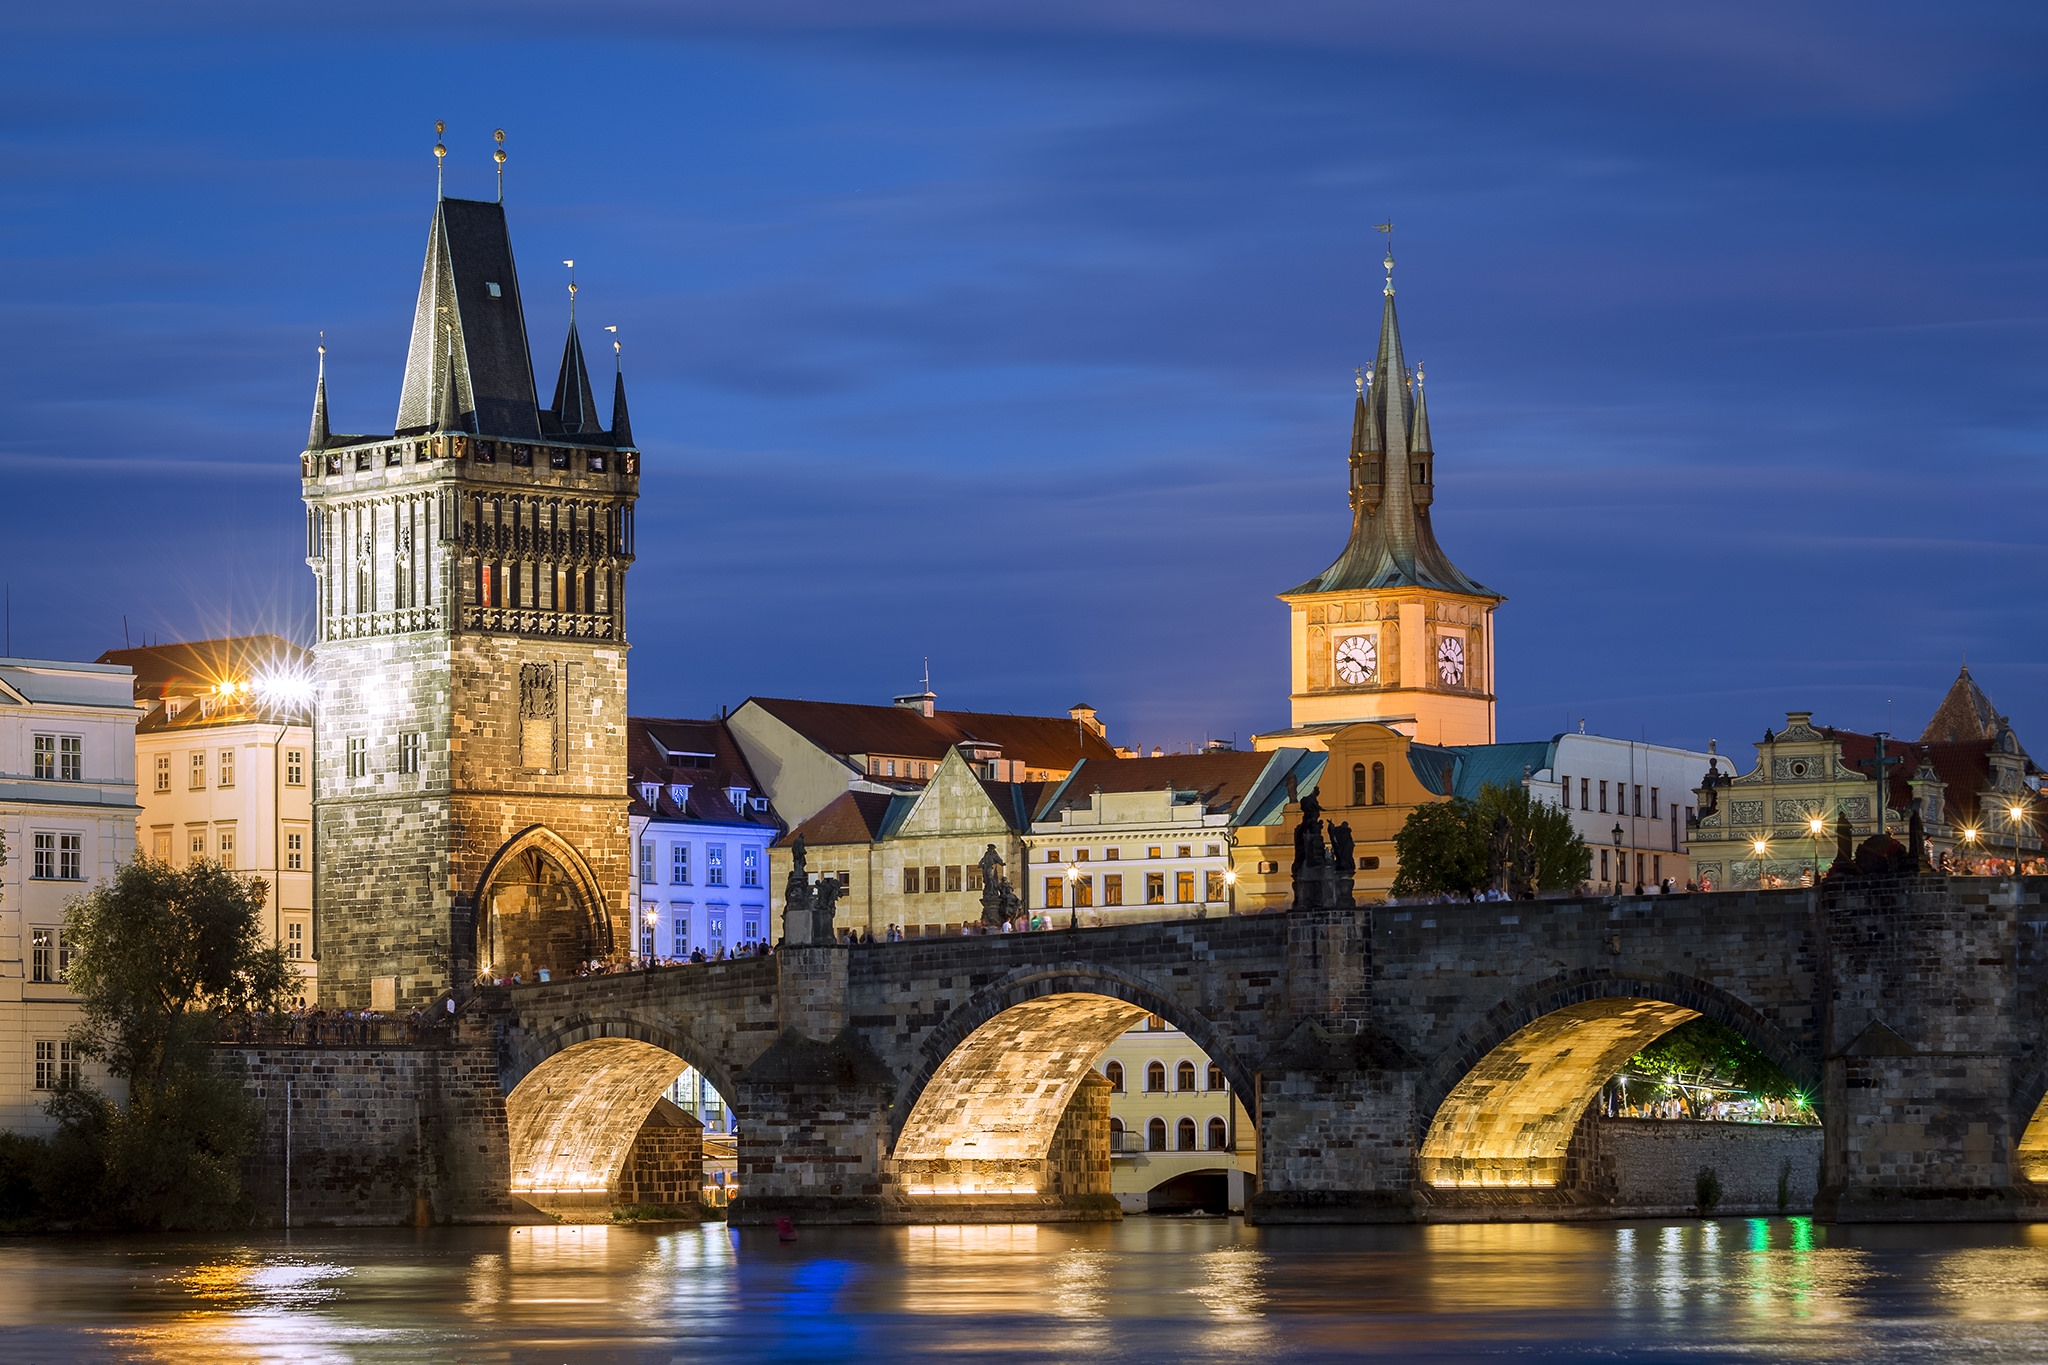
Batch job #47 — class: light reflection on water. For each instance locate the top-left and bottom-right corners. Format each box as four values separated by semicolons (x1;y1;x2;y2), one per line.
3;1218;2048;1362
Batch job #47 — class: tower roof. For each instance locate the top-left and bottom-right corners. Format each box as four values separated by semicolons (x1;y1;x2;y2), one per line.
547;321;600;436
394;197;542;439
1285;269;1494;600
611;366;635;449
1920;664;2002;744
307;347;330;450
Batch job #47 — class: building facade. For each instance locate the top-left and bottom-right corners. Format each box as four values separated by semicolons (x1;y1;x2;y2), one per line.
628;717;782;962
1262;249;1503;751
98;637;317;1002
300;185;639;1007
1095;1016;1256;1213
0;657;138;1135
1519;730;1712;892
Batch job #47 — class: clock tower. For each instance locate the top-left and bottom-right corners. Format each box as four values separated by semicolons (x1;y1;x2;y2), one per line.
1270;248;1501;748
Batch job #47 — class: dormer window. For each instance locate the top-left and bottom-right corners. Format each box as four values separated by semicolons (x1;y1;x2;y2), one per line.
668;783;690;807
485;282;503;298
727;788;748;809
637;782;658;806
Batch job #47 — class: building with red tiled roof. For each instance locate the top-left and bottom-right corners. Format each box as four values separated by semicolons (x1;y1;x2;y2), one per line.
626;717;784;961
726;689;1121;828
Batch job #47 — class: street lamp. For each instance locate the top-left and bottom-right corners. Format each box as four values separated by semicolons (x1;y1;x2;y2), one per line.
1808;815;1826;886
2009;800;2030;878
1065;861;1079;931
1751;837;1770;890
642;906;660;967
1223;865;1238;917
1962;827;1980;874
1611;823;1623;894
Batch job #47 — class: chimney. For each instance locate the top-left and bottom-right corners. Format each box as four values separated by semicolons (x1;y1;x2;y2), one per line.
1069;703;1104;738
893;689;937;719
1151;746;1164;758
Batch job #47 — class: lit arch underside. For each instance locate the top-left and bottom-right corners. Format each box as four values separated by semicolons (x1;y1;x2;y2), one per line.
893;992;1147;1195
1421;998;1698;1189
2018;1097;2048;1183
506;1037;682;1201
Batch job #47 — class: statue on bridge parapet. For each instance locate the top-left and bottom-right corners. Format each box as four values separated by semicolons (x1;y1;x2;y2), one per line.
1329;820;1356;908
783;834;819;945
1292;786;1335;910
978;844;1020;926
813;873;841;943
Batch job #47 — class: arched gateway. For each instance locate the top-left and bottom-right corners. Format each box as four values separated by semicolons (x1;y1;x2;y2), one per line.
475;825;612;983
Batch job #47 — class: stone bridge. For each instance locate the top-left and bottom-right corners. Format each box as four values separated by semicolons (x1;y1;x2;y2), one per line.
454;874;2048;1225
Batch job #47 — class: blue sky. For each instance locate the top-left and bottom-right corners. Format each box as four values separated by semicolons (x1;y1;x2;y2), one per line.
2;2;2044;758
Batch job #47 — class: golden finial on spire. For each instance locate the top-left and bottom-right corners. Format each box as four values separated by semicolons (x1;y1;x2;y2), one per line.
1415;361;1424;388
605;324;620;365
434;119;447;198
1355;366;1364;396
494;128;506;202
563;260;577;322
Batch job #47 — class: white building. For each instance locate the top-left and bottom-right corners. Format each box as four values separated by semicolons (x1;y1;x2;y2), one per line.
627;717;783;961
1518;729;1715;892
99;638;317;1002
0;656;139;1136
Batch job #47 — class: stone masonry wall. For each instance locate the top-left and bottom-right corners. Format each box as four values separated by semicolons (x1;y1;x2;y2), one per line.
1596;1119;1821;1215
1045;1070;1113;1197
228;1044;513;1227
614;1099;704;1209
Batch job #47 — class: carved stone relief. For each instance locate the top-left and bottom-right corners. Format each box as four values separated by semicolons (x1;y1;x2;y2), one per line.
520;662;558;771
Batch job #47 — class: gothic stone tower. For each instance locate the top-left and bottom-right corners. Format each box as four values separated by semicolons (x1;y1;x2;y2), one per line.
1278;248;1502;748
300;192;639;1009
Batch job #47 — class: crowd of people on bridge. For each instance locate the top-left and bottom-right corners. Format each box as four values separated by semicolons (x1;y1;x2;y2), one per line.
220;1005;453;1047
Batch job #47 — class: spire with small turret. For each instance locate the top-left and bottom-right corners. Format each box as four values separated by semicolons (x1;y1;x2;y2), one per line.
307;342;330;450
609;335;635;449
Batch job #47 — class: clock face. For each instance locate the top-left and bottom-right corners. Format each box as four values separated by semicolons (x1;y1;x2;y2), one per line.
1436;635;1466;687
1334;634;1377;685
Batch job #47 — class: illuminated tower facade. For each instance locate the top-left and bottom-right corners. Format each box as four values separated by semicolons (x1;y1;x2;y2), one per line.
1276;249;1502;748
300;179;639;1008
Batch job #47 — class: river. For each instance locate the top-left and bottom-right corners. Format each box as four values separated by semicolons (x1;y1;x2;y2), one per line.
4;1217;2048;1362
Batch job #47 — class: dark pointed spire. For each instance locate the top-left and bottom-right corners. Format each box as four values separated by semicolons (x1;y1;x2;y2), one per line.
395;196;541;438
1283;247;1494;601
550;322;600;435
437;329;464;433
307;339;330;450
1410;361;1433;454
607;331;635;448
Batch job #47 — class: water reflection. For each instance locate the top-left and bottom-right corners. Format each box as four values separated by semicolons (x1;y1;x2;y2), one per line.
4;1218;2048;1361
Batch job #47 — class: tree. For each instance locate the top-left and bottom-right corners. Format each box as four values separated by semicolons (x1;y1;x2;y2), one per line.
1628;1017;1801;1117
52;858;296;1228
1390;783;1591;897
1391;798;1487;896
1472;781;1592;894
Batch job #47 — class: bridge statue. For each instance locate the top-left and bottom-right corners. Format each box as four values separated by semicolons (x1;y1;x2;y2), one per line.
782;833;816;945
1329;821;1356;908
978;844;1019;926
1291;786;1331;909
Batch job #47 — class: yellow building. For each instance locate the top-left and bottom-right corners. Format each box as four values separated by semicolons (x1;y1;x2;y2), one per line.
1259;249;1502;753
1093;1015;1255;1213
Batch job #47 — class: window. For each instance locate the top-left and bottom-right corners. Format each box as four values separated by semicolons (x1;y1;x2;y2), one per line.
1145;873;1166;904
1206;844;1221;858
401;732;422;774
1104;1061;1125;1093
1600;849;1610;881
152;830;171;861
1598;780;1608;814
885;760;896;777
1207;1063;1225;1091
1043;877;1063;909
742;848;760;888
1103;874;1123;906
1147;1117;1167;1151
33;1041;78;1091
965;863;984;892
1046;849;1061;863
191;751;208;789
1146;846;1161;859
1205;871;1225;902
189;830;205;859
1636;852;1646;886
1653;855;1663;882
1650;787;1660;819
32;832;54;880
1110;1116;1126;1149
1352;763;1367;805
707;844;726;886
217;829;235;870
1177;1117;1197;1151
1634;785;1643;817
1073;849;1090;863
219;748;235;788
154;755;171;792
1177;844;1192;859
31;833;81;881
923;866;941;893
1177;1060;1197;1092
346;737;367;779
708;910;726;950
945;865;962;892
672;913;690;957
904;868;921;894
1104;847;1120;861
1074;876;1093;908
1208;1117;1229;1150
1145;1061;1166;1093
286;831;305;870
1580;777;1590;810
672;844;691;884
1559;776;1570;808
31;928;68;983
286;749;304;786
1372;762;1386;805
33;734;55;780
640;842;655;884
286;921;304;959
1175;871;1195;903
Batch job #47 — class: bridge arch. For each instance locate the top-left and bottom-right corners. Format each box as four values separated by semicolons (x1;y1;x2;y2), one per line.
503;1016;736;1212
2011;1068;2048;1184
888;964;1252;1192
476;824;613;983
1416;971;1818;1192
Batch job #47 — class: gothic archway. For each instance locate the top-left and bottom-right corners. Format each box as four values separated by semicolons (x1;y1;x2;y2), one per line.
476;825;611;983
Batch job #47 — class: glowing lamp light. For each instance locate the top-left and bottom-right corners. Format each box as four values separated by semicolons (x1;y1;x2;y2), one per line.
252;669;316;710
1751;839;1768;857
1223;868;1237;886
1808;817;1825;836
